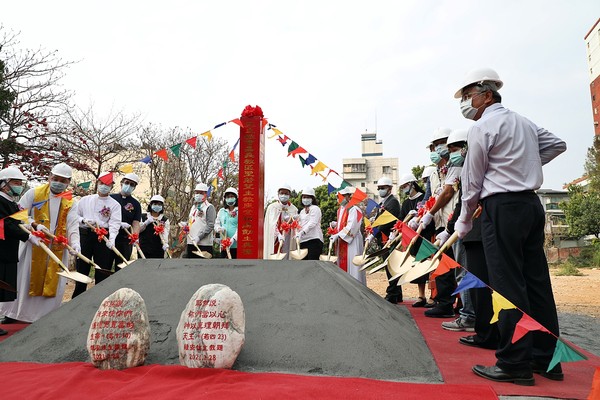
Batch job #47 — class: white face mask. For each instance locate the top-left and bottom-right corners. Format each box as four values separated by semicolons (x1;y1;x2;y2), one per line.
301;198;312;206
50;181;68;194
278;194;290;203
121;184;134;196
194;193;204;203
151;204;163;213
378;188;389;198
98;184;111;195
460;92;484;120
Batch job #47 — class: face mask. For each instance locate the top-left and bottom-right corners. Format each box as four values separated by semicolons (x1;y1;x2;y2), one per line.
98;184;111;195
449;150;465;166
402;186;410;195
10;185;23;196
378;189;389;198
435;144;449;158
225;197;236;206
278;194;290;203
50;181;68;194
151;204;163;213
121;184;134;196
194;193;204;203
302;198;312;206
460;92;484;120
429;152;441;164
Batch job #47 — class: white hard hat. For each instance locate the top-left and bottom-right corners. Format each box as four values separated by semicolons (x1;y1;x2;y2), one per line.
224;187;238;197
123;173;140;184
194;183;209;192
454;67;503;99
339;186;355;195
302;187;315;197
376;176;393;187
150;194;165;203
447;129;469;146
422;166;437;179
51;162;72;179
0;166;26;181
398;173;417;187
432;127;452;142
278;183;292;192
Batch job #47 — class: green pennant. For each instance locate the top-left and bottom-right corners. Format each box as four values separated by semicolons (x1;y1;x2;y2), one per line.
339;180;350;190
414;239;438;262
170;143;182;158
299;155;306;168
287;141;299;155
222;160;229;168
77;181;91;189
548;338;588;371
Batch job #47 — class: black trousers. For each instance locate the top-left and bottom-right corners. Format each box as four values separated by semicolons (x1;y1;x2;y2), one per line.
0;261;17;302
463;241;499;348
433;246;456;309
300;239;323;260
481;192;559;372
110;230;134;270
73;228;112;298
220;248;237;259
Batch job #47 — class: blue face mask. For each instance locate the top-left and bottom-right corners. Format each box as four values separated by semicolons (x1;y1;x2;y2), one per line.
50;181;68;194
435;144;449;158
121;184;134;196
429;152;442;164
225;197;236;206
449;151;465;166
10;185;23;196
98;184;111;195
151;204;163;213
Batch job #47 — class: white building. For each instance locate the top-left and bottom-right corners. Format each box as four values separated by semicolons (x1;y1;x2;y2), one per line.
342;132;398;198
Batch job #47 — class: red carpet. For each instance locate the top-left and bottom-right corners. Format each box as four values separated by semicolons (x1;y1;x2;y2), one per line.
2;362;498;400
406;303;599;399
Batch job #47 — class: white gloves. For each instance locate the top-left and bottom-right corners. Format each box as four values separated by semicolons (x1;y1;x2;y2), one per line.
420;212;433;228
455;218;473;239
436;230;451;247
106;241;114;250
162;244;169;251
365;234;374;243
36;224;50;234
329;221;337;229
120;222;131;230
277;232;285;242
28;234;41;247
69;243;81;256
190;236;199;244
178;221;188;228
294;231;303;239
408;209;418;217
144;215;155;226
407;218;419;230
330;233;339;242
81;218;97;226
388;231;397;242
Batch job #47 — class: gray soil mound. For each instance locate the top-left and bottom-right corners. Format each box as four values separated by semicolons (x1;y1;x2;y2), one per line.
0;259;441;382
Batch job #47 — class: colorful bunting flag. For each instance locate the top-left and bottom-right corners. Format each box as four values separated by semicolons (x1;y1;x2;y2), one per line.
32;200;48;210
304;154;317;165
339;180;350;190
548;338;588;372
8;209;29;222
211;178;218;189
217;168;224;180
347;188;367;208
299;156;306;168
372;210;397;228
55;191;73;200
200;131;212;141
451;271;488;296
98;172;114;185
277;135;290;146
229;150;235;163
118;163;133;174
268;128;283;139
511;313;551;344
140;156;152;164
311;161;327;175
364;217;372;228
366;198;379;216
287;141;299;156
327;183;336;195
213;122;226;129
185;136;197;149
229;118;244;128
431;253;460;279
401;223;418;247
490;291;517;324
77;181;91;189
413;239;438;262
232;138;240;151
337;192;344;204
154;149;169;162
170;143;182;158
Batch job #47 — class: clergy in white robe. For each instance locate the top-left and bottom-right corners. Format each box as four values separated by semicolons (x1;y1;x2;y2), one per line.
0;163;79;322
263;184;298;259
332;187;365;284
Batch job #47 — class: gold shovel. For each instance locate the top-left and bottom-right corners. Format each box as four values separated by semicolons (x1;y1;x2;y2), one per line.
191;240;213;259
85;222;131;268
319;239;338;263
40;229;107;273
268;237;287;260
387;223;424;281
290;236;308;260
20;225;92;285
398;232;459;285
351;238;371;266
123;227;146;259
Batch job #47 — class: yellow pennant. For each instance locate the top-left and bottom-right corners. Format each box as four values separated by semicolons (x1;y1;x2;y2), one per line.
200;131;213;141
311;161;327;175
364;217;372;228
211;177;218;189
119;163;133;174
371;210;398;227
490;291;517;323
9;209;29;222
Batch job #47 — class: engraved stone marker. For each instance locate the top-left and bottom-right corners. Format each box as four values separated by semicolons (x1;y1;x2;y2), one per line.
87;288;151;370
177;283;245;368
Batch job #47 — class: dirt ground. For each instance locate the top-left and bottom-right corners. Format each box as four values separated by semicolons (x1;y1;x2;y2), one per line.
365;267;600;318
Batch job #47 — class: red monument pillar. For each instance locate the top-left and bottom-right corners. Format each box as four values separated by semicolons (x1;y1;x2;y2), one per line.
237;105;265;259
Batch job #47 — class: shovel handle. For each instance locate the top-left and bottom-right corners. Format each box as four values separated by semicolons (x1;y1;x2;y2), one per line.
152;221;172;258
124;227;146;259
85;221;130;266
40;229;101;269
19;225;69;273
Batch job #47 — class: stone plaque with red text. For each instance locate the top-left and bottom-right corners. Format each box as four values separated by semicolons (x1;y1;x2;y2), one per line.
176;284;245;368
87;288;151;370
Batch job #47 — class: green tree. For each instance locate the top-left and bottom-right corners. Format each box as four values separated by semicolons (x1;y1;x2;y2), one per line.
562;185;600;239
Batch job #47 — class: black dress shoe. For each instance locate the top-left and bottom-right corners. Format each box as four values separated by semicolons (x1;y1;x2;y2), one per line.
531;361;564;381
424;301;436;308
424;306;454;318
384;295;400;304
0;328;7;336
412;297;427;308
0;316;17;324
472;365;535;386
459;335;497;350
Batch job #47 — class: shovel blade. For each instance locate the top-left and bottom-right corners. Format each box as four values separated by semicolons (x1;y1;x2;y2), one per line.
57;270;93;285
290;249;308;260
269;252;287;260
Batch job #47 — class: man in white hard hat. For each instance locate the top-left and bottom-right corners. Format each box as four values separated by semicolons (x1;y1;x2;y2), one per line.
0;166;39;334
72;172;122;298
373;176;402;303
184;183;215;258
109;173;142;269
0;162;81;323
454;67;566;385
263;184;298;259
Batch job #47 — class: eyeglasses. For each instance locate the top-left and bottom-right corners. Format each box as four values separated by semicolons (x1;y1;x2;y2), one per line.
461;91;484;102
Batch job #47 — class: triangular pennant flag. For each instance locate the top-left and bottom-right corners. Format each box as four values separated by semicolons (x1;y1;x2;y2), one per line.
200;131;213;141
431;253;460;279
490;291;517;324
154;149;169;162
211;178;218;189
185;136;198;149
98;172;114;185
347;188;367;208
414;239;438;262
207;185;213;197
32;200;48;210
364;217;372;228
327;183;336;195
289;145;307;158
372;210;397;228
0;218;4;240
588;367;600;399
8;209;29;222
366;198;379;216
55;191;73;200
232;138;240;151
118;163;133;174
548;338;588;372
337;192;344;204
311;161;327;175
268;128;283;139
229;118;244;128
512;313;551;344
381;232;388;243
217;168;224;180
213;122;226;129
77;181;91;189
287;141;299;155
452;271;488;296
170;143;182;158
304;154;317;165
277;135;290;146
401;223;417;247
339;180;350;190
299;156;306;168
229;151;235;163
140;156;152;164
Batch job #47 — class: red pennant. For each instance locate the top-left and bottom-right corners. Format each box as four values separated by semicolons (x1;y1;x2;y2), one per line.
55;191;73;200
218;168;224;180
288;146;307;158
0;219;4;240
229;118;244;128
381;232;388;244
401;223;417;247
511;313;551;344
337;192;344;204
185;136;197;149
98;172;114;185
431;253;460;279
262;118;268;128
229;151;235;163
347;188;367;208
154;149;169;162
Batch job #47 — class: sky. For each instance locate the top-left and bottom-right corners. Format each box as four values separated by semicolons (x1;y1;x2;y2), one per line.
2;0;599;199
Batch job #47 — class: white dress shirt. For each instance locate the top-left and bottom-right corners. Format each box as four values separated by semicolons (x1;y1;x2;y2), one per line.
77;194;122;245
298;205;324;243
